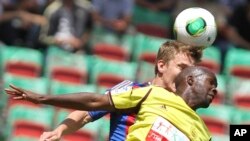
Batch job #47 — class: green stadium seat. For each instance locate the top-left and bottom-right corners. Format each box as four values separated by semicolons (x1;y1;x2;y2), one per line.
89;27;135;61
2;74;48;140
0;46;43;77
198;46;221;73
234;108;250;124
98;114;110;141
46;46;88;84
89;26;121;47
92;43;130;62
135;24;170;38
50;80;97;95
212;74;226;104
120;33;136;56
6;105;54;140
3;73;48;93
2;73;48;108
132;5;172;28
212;134;229;141
227;76;250;109
11;136;40;141
132;33;167;62
197;105;234;135
55;109;103;141
224;47;250;78
136;61;154;83
7;106;54;126
89;57;137;85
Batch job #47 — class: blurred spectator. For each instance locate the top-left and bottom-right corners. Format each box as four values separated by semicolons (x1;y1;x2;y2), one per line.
214;0;250;73
219;0;247;12
91;0;134;35
39;0;93;53
135;0;177;13
223;1;250;50
0;0;47;48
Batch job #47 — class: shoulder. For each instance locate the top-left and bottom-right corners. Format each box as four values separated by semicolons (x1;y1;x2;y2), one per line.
108;80;150;95
75;0;92;11
43;0;62;17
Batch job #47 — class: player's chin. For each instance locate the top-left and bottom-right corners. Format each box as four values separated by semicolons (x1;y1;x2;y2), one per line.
201;100;212;108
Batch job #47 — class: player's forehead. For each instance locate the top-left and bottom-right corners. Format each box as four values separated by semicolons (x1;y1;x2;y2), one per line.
173;52;195;66
204;73;218;86
192;69;218;87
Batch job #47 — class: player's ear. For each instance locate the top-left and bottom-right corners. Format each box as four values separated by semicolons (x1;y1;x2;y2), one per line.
187;75;194;86
157;60;166;74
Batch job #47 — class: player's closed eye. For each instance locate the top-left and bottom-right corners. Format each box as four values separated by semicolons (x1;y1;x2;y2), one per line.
178;64;188;70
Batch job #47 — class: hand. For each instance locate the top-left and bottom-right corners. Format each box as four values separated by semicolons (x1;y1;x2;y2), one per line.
5;84;41;104
39;130;62;141
55;36;82;49
67;37;82;49
113;20;127;32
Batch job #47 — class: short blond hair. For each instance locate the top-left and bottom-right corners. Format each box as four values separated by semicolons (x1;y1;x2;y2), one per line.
154;40;202;75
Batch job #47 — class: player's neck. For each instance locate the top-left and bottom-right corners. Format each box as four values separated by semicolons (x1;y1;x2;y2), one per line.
151;77;162;86
151;77;175;92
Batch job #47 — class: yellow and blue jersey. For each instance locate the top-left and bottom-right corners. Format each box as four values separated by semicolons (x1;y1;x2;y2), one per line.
109;85;211;141
88;80;150;141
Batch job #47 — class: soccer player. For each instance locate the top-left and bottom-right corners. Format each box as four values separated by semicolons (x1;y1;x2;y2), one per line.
5;66;217;141
37;40;203;141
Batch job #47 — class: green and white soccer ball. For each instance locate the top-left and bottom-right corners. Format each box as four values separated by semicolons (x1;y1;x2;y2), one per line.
174;7;217;47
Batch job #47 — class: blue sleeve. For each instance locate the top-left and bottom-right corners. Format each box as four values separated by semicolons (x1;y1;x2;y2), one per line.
88;111;109;121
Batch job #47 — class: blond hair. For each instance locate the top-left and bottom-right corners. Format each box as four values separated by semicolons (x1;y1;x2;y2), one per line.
154;40;202;75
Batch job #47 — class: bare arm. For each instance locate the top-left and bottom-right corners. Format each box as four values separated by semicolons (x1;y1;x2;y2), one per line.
40;111;92;141
0;11;17;22
5;84;115;111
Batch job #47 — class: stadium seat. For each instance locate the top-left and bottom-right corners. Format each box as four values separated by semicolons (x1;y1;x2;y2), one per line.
2;73;48;108
135;24;170;38
224;47;250;78
0;73;48;134
120;33;136;55
212;134;229;141
212;74;226;105
135;49;158;83
139;52;157;64
89;57;137;84
132;33;166;62
97;73;125;88
198;46;221;73
89;28;121;47
6;105;54;140
92;43;129;62
197;105;234;135
55;109;103;141
234;108;250;124
99;114;110;141
136;61;155;83
227;76;250;109
0;46;43;77
132;5;172;28
11;136;40;141
46;46;88;84
10;121;45;140
50;80;97;95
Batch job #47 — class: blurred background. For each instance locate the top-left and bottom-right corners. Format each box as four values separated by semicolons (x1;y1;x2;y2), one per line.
0;0;250;141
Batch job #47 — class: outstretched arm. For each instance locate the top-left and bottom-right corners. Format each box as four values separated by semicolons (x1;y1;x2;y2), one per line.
39;111;92;141
5;84;114;111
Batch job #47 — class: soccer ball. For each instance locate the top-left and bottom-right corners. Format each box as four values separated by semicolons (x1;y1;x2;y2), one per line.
174;7;217;47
